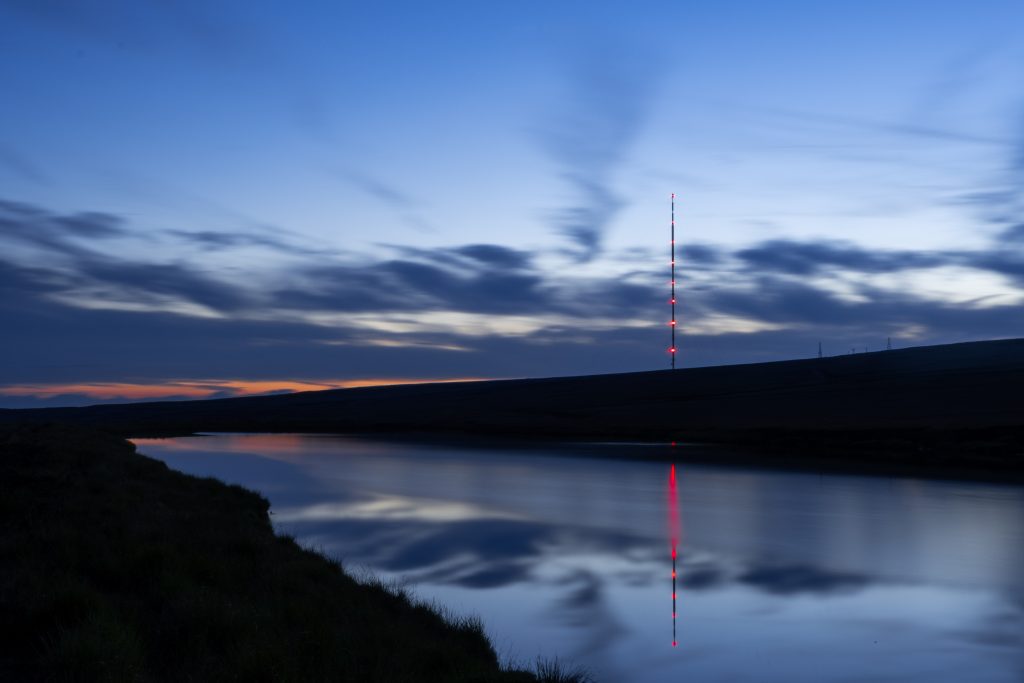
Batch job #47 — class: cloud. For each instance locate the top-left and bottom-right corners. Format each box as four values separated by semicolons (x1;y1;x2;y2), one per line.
962;251;1024;286
54;211;127;238
0;258;75;296
11;194;1020;347
751;103;1010;148
167;229;320;256
549;569;627;666
267;484;876;605
703;275;1024;339
273;245;559;317
736;563;870;596
996;223;1024;244
0;199;255;314
452;244;532;270
382;244;534;272
0;199;126;257
954;102;1024;232
288;515;553;589
75;258;249;312
340;172;436;233
735;239;949;276
679;565;727;590
273;258;550;316
538;48;663;261
1002;107;1024;231
380;259;548;314
344;172;420;209
681;244;722;265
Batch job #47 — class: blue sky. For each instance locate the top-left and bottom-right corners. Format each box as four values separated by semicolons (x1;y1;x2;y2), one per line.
2;1;1024;406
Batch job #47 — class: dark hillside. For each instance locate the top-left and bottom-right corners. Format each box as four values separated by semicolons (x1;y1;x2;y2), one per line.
4;338;1024;477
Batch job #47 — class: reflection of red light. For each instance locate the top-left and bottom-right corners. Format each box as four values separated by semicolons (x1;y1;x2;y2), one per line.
669;462;681;650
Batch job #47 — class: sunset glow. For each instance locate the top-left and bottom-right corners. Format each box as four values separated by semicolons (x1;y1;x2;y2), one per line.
0;377;491;402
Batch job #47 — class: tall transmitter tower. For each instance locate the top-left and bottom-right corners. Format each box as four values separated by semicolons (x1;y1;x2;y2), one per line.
669;193;677;369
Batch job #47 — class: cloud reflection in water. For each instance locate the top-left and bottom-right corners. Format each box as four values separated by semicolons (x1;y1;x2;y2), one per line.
137;435;1024;683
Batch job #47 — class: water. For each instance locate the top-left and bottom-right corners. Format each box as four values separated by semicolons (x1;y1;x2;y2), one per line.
134;434;1024;682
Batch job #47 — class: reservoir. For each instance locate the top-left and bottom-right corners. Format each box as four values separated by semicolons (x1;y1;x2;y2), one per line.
135;434;1024;683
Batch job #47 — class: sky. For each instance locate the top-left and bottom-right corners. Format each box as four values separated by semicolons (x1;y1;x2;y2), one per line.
2;0;1024;407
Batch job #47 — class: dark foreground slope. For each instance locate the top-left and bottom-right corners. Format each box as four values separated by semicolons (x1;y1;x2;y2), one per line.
0;425;577;682
4;338;1024;475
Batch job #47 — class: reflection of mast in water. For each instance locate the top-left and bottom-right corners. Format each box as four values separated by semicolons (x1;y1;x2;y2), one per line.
668;463;681;647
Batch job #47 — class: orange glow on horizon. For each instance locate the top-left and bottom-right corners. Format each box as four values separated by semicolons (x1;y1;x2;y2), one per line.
132;433;312;455
0;377;492;402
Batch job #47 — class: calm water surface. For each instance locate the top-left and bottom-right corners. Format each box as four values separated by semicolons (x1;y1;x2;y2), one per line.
135;434;1024;682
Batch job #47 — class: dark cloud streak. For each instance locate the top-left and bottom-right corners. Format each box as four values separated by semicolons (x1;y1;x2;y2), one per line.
167;229;321;256
736;239;950;276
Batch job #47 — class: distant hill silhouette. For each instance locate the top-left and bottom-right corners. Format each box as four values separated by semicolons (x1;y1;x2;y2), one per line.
4;338;1024;478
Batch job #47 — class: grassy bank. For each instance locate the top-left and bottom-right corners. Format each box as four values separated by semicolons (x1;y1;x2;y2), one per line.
0;424;587;682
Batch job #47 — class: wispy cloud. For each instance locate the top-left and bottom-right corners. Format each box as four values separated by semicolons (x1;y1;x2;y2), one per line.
744;102;1011;147
537;48;663;262
344;172;420;209
951;100;1024;233
166;229;321;256
339;171;437;233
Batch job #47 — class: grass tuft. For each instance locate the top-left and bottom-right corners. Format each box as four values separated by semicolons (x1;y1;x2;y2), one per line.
534;656;594;683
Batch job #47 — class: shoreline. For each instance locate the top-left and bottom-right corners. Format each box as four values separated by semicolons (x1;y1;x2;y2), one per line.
0;423;588;682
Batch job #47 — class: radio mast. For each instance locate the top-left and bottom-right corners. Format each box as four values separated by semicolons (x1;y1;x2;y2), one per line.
670;194;677;369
